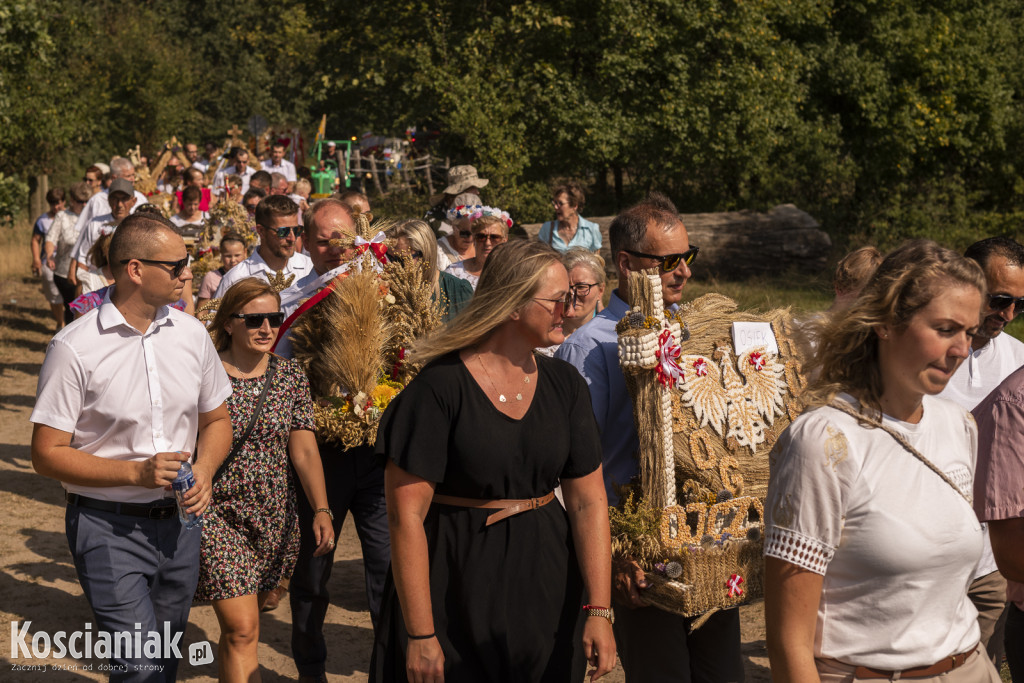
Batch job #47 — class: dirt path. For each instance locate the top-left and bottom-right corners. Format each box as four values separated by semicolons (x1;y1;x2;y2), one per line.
0;275;769;682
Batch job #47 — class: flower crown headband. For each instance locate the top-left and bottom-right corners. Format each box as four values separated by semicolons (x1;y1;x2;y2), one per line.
447;204;513;228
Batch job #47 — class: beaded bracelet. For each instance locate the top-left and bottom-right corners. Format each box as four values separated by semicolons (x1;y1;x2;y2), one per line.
314;508;334;520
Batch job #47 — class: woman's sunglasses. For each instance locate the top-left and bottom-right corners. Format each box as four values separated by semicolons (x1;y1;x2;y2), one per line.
624;246;699;273
231;312;285;328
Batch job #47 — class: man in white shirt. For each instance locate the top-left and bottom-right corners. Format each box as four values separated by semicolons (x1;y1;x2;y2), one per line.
191;142;217;174
270;200;391;682
262;143;297;190
71;156;149;244
213;194;312;299
30;213;232;679
212;148;256;196
939;235;1024;668
68;178;138;291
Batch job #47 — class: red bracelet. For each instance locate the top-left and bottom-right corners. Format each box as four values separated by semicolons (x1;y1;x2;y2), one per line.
582;604;609;611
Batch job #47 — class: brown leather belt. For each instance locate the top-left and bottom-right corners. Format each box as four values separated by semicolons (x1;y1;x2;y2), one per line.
432;491;556;526
852;645;978;679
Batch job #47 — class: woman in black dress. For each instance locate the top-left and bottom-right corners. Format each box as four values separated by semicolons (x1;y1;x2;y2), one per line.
372;239;616;682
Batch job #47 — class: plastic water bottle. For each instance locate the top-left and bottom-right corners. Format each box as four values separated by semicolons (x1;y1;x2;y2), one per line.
172;461;203;529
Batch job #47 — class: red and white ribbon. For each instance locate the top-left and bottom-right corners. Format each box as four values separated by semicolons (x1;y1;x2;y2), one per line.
749;352;766;372
692;357;708;377
726;573;744;597
354;231;389;272
654;329;684;388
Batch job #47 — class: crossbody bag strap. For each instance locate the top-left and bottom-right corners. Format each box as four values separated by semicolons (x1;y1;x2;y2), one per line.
828;399;972;506
214;355;279;484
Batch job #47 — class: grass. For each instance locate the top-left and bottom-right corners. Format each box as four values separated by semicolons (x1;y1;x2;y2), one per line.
1;218;32;280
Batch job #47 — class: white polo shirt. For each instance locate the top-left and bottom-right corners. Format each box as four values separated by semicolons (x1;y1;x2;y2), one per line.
262;159;297;182
212;165;256;196
71;189;149;240
30;293;232;504
71;213;118;268
213;248;313;299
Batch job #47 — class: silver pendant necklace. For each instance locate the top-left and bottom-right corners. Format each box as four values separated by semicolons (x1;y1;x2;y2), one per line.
477;354;530;402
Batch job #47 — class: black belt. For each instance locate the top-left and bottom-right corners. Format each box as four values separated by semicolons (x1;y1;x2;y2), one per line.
66;492;178;520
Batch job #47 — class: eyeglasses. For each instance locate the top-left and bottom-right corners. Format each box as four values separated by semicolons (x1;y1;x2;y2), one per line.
988;294;1024;316
121;256;189;278
456;230;472;238
624;246;699;273
532;292;573;312
231;312;285;328
570;282;599;298
474;233;505;243
83;176;101;183
265;225;301;239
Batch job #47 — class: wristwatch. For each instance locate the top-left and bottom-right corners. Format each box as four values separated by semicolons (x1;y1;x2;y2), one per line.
583;604;615;625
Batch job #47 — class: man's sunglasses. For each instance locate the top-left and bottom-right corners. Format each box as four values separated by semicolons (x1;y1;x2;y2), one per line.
231;312;285;328
988;294;1024;316
456;230;472;238
624;246;699;273
120;256;189;278
474;234;504;243
265;225;301;239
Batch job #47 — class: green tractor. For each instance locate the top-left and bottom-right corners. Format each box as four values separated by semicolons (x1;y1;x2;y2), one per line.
309;138;354;197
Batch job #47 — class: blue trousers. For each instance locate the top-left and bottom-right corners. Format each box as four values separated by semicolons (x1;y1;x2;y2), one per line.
290;443;391;677
66;503;200;683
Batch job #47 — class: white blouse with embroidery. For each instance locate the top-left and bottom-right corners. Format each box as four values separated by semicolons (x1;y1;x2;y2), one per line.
764;394;983;670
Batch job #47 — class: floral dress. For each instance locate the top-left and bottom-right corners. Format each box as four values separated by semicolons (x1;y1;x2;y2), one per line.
195;356;315;600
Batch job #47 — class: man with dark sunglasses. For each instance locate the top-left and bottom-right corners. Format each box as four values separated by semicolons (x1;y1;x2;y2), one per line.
30;214;233;679
267;200;392;683
214;194;312;299
556;193;744;682
939;236;1024;669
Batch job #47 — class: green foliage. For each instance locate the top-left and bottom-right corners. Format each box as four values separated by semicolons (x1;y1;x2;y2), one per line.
0;173;29;228
4;0;1024;248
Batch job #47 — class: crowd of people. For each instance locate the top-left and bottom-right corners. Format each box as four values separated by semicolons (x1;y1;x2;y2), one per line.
24;147;1024;683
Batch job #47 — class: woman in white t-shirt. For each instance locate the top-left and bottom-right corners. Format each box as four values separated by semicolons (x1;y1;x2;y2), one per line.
764;239;1000;682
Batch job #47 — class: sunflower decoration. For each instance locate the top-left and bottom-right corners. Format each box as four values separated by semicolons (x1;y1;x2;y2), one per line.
289;211;443;448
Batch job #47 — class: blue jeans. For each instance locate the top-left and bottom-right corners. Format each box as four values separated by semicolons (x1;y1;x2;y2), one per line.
66;502;200;682
289;443;391;677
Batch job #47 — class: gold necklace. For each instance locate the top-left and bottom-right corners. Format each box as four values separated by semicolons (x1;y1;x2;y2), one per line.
223;353;268;379
476;354;531;403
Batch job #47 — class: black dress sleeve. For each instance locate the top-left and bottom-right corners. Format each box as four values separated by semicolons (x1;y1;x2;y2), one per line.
374;360;454;483
546;356;603;480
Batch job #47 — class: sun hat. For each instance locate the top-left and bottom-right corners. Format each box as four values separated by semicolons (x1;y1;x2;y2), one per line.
443;165;489;195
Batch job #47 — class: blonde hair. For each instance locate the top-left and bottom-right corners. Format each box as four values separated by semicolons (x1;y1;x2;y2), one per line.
833;245;883;295
388;219;438;276
808;239;985;415
209;278;281;351
562;247;606;286
412;240;562;365
472;214;509;238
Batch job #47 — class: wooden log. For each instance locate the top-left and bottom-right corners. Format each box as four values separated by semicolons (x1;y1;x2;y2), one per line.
368;155;384;195
423;155;434;196
521;204;831;280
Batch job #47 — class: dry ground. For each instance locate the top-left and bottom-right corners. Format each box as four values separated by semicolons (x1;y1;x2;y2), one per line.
0;273;770;682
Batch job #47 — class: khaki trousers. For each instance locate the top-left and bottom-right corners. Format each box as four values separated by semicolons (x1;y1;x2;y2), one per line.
816;643;1000;682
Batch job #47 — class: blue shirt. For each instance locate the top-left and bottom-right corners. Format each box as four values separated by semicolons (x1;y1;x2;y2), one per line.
554;290;636;503
538;216;602;253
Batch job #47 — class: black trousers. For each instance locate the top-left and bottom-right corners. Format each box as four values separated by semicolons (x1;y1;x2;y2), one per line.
289;443;391;677
613;604;745;682
1007;602;1024;682
53;274;77;324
